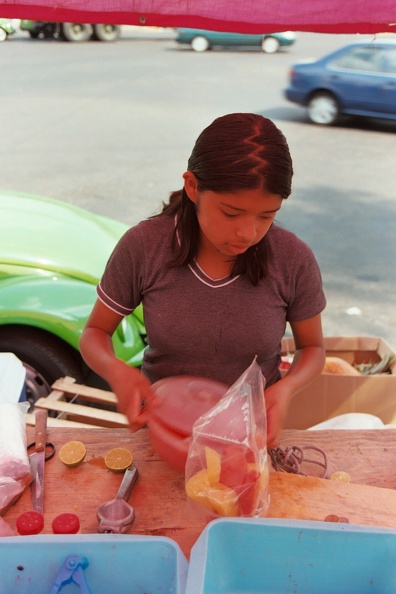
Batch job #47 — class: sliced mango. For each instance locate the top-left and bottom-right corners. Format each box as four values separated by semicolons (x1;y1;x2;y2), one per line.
206;483;239;517
186;469;215;513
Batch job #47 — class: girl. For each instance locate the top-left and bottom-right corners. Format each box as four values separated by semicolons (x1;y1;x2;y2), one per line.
79;113;326;446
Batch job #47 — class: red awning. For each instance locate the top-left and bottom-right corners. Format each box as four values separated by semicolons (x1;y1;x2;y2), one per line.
1;0;395;34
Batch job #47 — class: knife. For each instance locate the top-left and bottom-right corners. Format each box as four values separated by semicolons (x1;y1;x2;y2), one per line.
29;409;48;514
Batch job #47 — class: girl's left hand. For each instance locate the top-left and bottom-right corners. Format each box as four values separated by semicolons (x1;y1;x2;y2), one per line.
264;381;293;448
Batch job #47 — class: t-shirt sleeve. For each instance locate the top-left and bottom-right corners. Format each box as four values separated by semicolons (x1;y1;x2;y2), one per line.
96;226;144;316
286;240;326;323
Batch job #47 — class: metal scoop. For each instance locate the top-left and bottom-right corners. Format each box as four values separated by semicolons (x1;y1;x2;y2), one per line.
96;465;139;533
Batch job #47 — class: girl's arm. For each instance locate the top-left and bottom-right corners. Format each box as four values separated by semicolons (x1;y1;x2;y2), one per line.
265;314;325;447
79;299;153;429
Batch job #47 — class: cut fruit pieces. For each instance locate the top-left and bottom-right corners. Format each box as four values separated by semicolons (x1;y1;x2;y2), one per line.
59;440;87;467
104;447;133;473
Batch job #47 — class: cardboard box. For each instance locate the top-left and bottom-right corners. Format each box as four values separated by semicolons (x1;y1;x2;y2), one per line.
281;336;396;429
186;518;396;594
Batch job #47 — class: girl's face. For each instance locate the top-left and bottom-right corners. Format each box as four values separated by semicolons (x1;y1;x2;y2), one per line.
183;172;283;261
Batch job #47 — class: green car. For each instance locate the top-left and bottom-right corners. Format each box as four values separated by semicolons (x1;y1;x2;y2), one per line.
0;18;18;41
0;191;146;406
175;28;297;53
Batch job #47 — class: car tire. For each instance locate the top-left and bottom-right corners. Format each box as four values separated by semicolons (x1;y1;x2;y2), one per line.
0;28;7;42
91;24;121;42
308;92;340;125
60;22;93;42
28;30;40;38
191;36;210;52
0;327;84;409
261;36;280;53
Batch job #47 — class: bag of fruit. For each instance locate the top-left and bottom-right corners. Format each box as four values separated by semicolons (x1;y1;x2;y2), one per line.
185;358;269;518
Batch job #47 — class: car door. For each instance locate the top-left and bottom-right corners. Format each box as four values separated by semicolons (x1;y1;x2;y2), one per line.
381;46;396;115
327;45;389;114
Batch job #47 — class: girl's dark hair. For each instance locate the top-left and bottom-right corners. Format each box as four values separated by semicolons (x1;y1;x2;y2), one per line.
158;113;293;285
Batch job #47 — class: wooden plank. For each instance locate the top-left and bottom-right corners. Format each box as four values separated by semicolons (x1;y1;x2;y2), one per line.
279;428;396;489
51;377;118;406
268;472;396;528
31;376;127;428
5;427;396;559
26;413;101;428
33;398;128;428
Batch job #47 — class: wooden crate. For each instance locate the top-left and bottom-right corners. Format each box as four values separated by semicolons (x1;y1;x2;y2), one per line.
28;376;129;428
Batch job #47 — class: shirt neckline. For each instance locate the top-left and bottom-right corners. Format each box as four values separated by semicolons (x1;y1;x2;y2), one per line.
188;260;240;288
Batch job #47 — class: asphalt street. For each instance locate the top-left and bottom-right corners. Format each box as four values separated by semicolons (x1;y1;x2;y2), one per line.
2;26;396;347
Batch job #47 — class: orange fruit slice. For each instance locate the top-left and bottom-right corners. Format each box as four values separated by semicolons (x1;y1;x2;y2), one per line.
59;440;87;467
104;447;133;473
330;471;351;483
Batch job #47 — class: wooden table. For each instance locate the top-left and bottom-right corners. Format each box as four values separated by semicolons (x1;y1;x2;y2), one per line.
4;427;396;558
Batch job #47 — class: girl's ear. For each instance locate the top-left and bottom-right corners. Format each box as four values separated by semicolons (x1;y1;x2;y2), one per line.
183;171;199;204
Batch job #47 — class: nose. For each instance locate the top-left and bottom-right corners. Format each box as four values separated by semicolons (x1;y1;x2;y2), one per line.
235;217;257;242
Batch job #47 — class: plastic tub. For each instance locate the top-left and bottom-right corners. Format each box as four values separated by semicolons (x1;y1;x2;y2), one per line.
0;533;188;594
148;376;228;472
186;517;396;593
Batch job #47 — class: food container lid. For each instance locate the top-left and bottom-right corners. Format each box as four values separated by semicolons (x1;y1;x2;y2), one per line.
150;376;228;436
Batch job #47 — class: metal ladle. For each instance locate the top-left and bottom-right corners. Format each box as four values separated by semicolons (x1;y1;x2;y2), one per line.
96;465;139;533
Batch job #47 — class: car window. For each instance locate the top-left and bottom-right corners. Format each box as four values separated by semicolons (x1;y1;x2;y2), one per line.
384;47;396;74
332;46;384;73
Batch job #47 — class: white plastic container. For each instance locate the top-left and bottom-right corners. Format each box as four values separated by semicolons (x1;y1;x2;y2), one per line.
0;352;26;403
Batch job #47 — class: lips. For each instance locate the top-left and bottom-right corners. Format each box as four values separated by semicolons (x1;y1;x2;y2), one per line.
228;243;251;254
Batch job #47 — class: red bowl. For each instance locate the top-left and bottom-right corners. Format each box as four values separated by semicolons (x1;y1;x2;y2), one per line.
147;376;228;472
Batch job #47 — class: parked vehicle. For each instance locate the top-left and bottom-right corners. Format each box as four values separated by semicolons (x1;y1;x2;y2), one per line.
175;28;296;53
20;19;121;42
0;190;146;407
284;38;396;125
0;18;18;41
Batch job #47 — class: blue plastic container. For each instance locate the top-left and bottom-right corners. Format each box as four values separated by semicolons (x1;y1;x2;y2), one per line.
0;534;188;594
186;518;396;594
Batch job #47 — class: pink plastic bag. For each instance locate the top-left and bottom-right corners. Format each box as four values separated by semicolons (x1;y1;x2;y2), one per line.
0;403;32;515
185;359;270;518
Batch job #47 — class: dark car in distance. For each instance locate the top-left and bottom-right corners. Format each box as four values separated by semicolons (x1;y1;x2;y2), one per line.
175;28;296;53
284;38;396;125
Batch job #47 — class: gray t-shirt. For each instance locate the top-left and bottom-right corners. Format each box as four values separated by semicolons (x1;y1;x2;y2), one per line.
97;215;326;388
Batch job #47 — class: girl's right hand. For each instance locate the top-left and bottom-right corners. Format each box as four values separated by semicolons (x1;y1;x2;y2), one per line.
108;360;154;431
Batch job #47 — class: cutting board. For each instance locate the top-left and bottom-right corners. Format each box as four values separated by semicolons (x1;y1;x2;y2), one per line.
268;472;396;529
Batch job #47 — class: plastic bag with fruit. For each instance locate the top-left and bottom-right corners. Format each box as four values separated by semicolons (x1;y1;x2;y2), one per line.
185;358;269;518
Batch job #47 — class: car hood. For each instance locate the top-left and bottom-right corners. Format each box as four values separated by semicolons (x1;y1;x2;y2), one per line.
0;191;129;284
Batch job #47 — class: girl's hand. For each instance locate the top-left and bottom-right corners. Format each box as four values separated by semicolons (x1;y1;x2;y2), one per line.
108;360;154;431
264;381;293;448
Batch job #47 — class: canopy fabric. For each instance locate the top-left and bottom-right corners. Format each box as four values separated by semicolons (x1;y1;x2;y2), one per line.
1;0;396;34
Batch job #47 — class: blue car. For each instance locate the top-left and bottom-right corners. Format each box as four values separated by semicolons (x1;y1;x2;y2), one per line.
284;39;396;125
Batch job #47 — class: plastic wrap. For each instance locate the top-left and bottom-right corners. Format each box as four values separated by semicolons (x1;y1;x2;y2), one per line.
0;402;32;515
185;359;270;518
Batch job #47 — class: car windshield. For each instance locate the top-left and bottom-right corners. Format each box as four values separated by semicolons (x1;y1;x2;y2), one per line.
332;46;386;72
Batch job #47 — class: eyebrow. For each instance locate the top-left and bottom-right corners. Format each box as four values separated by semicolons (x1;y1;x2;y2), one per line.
220;201;280;214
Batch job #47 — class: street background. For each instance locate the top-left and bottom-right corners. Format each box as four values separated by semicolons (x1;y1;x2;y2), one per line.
2;26;396;346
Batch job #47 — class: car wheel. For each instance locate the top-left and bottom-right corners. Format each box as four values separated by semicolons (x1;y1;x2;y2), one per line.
92;24;121;42
28;30;40;38
308;92;340;125
0;327;84;409
261;36;280;53
0;28;7;42
191;36;210;52
60;22;93;42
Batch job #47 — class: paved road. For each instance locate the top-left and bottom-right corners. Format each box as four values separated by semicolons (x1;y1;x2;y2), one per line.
2;27;396;347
